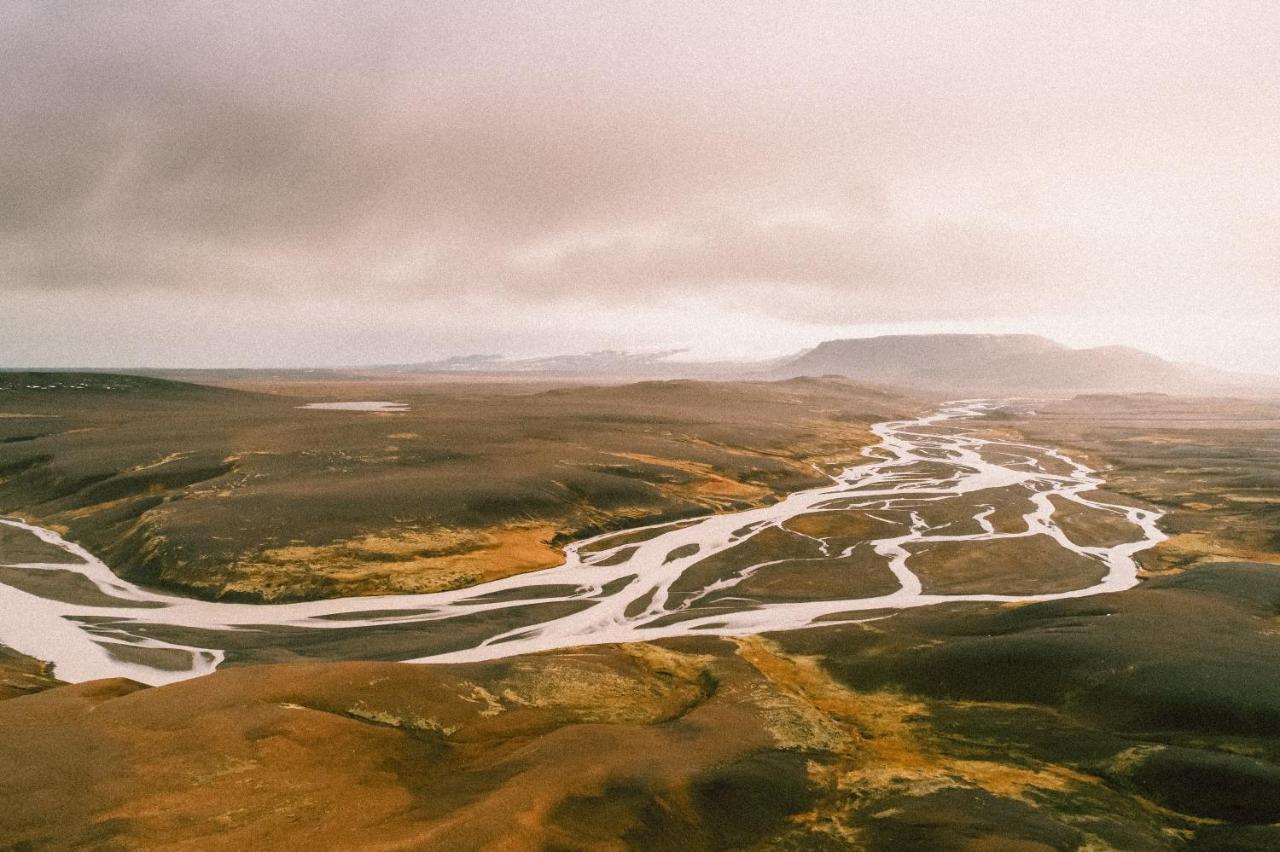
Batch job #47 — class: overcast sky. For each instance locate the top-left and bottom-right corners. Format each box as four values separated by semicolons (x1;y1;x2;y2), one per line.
2;1;1278;370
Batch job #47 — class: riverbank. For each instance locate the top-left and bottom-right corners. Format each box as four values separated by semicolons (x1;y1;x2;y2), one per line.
4;560;1279;850
0;401;1165;686
0;373;921;602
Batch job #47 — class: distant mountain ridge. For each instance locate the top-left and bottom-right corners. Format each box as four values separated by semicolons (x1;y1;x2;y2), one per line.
773;334;1277;395
87;334;1279;396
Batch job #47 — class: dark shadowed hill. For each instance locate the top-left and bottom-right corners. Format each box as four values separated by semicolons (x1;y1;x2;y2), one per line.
773;334;1278;395
0;371;255;399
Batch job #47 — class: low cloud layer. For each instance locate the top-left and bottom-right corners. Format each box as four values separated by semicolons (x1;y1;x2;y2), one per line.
2;1;1278;369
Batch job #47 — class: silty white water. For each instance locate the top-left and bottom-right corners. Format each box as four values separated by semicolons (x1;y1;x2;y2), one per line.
0;401;1166;685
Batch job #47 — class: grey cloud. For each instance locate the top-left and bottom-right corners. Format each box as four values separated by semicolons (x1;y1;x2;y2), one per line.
499;209;1085;320
1;1;1278;369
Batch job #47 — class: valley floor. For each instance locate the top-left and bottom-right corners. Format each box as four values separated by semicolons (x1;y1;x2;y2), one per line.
2;379;1279;849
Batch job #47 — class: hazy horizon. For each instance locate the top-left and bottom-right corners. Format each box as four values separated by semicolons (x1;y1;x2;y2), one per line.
3;2;1278;372
5;328;1277;377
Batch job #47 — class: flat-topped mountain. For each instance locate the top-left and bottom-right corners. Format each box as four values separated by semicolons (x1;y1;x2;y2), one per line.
774;334;1276;395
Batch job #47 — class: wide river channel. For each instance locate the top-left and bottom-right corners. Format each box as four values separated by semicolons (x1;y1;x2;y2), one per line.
0;401;1166;685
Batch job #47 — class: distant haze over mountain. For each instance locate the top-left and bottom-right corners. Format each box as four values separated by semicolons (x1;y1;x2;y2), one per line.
773;334;1278;395
120;333;1280;396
